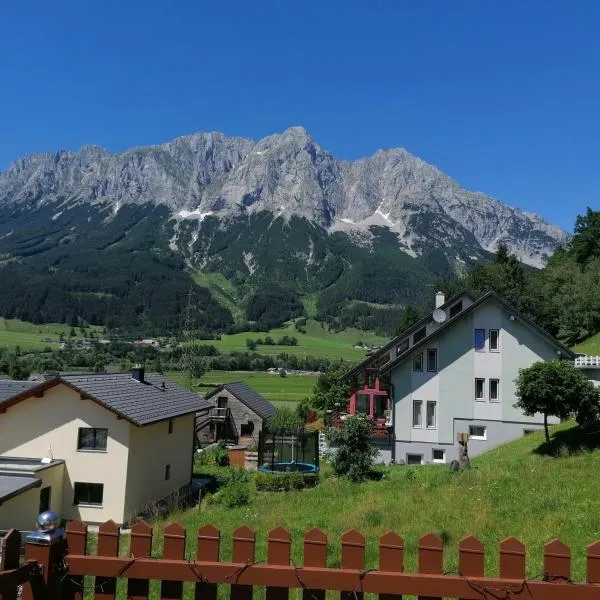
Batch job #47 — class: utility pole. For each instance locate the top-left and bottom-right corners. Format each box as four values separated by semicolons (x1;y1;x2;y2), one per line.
181;285;200;388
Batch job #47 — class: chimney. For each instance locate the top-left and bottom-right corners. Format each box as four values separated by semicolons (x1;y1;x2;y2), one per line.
435;291;445;309
131;364;145;383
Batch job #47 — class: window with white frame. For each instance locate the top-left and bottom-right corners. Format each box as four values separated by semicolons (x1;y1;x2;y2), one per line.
426;401;437;428
432;449;446;463
474;329;485;351
489;379;500;402
489;329;500;352
412;400;423;428
475;378;485;401
413;352;423;372
427;348;437;372
469;425;487;440
406;454;423;465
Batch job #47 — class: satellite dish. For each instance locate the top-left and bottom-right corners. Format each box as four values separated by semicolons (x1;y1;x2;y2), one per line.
432;308;447;324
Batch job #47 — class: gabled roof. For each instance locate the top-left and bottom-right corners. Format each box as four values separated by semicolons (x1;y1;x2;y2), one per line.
207;381;276;420
0;373;211;426
345;291;475;379
379;291;575;374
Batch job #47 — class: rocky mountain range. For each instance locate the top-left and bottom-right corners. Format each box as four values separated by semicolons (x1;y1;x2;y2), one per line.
0;127;568;334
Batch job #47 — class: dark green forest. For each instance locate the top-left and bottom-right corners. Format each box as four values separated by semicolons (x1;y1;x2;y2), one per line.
439;208;600;346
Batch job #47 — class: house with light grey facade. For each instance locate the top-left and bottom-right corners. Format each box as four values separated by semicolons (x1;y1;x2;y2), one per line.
344;291;575;465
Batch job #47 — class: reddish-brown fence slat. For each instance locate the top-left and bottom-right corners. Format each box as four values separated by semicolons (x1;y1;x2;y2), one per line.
127;521;152;600
95;520;120;600
63;520;88;600
340;529;365;600
265;527;291;600
230;525;255;600
160;523;186;600
195;524;220;600
458;535;484;600
588;541;600;584
544;539;571;583
378;531;403;600
499;537;526;580
0;530;21;600
302;528;327;600
417;533;443;600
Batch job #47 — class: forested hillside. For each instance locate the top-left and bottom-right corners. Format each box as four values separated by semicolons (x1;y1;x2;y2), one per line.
441;208;600;346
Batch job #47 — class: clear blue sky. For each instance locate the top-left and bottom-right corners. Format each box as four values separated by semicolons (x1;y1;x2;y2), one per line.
1;1;598;231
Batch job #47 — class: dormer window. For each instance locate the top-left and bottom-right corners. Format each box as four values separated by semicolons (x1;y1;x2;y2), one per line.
449;301;463;318
413;327;426;344
396;339;409;355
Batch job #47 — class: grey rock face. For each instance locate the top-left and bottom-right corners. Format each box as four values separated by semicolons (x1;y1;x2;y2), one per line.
0;127;568;267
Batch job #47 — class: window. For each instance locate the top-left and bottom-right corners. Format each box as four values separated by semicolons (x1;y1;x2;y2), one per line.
406;454;423;465
413;353;423;372
356;393;370;414
412;400;423;428
489;379;500;402
217;396;228;408
168;419;173;434
427;349;437;372
449;301;463;318
241;421;255;436
396;339;409;355
73;482;104;506
432;449;446;463
77;428;108;451
489;329;499;352
469;425;487;440
413;327;426;344
165;464;171;481
474;329;485;351
475;378;485;401
426;401;437;428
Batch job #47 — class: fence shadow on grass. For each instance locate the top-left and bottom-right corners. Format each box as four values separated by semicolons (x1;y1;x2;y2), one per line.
534;423;600;457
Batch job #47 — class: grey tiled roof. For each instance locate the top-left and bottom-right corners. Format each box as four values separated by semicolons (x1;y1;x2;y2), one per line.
213;382;276;420
0;475;40;502
0;381;37;402
60;373;211;426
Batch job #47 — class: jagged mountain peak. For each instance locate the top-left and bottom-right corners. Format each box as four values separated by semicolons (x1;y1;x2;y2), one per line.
0;127;568;266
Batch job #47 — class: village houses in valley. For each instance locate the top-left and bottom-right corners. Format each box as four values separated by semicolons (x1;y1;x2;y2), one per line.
342;291;576;465
0;367;210;530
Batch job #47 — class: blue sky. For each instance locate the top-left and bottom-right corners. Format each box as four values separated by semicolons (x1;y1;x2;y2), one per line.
1;1;598;231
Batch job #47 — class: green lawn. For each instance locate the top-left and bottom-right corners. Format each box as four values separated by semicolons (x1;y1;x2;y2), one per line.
573;331;600;356
155;422;600;582
167;370;317;403
207;319;387;362
0;318;102;350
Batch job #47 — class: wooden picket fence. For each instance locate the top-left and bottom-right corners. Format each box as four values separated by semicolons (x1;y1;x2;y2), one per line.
0;521;600;599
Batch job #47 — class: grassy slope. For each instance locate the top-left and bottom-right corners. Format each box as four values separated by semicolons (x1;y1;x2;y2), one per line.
573;331;600;355
209;319;387;361
191;271;246;322
159;422;600;581
0;319;102;350
168;369;316;406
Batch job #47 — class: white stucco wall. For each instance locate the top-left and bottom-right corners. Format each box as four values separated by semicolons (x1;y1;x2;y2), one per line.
0;384;130;523
123;413;195;521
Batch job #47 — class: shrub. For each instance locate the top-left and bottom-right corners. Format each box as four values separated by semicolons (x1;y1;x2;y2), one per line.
329;414;377;482
219;481;250;508
215;440;230;466
255;471;318;492
267;407;303;434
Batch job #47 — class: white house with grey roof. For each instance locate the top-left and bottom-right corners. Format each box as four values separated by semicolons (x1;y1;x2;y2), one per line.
344;291;575;465
0;367;210;528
